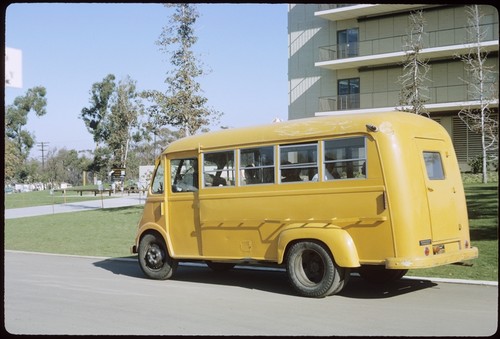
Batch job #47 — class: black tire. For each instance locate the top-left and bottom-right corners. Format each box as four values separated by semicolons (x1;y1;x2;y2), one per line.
286;241;347;298
205;261;236;272
358;266;408;284
329;268;351;296
138;232;177;280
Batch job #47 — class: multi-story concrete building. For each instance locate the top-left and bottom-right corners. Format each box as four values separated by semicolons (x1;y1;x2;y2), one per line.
288;4;498;170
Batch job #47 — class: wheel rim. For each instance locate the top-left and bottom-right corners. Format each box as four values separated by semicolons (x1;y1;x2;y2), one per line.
145;243;165;270
296;249;325;286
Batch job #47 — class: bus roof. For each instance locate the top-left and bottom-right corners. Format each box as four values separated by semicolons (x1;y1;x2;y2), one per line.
163;111;445;154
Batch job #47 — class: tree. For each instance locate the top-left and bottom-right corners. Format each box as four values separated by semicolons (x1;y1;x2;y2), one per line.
5;86;48;165
107;76;144;169
142;3;222;138
398;10;430;116
4;138;21;183
80;74;116;145
457;5;498;183
81;74;144;178
44;148;88;186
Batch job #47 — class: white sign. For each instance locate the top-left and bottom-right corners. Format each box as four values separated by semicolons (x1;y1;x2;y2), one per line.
5;47;22;88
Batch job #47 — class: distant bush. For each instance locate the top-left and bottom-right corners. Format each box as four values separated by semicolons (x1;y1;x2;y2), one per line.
462;172;498;184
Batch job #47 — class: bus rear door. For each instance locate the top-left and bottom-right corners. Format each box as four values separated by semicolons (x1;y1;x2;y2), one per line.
416;138;461;242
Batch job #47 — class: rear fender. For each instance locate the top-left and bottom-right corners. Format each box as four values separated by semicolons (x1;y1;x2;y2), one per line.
277;227;360;267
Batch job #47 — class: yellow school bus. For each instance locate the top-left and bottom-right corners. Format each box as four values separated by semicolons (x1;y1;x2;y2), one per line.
131;111;478;298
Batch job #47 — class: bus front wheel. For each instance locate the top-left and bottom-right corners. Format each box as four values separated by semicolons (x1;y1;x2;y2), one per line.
286;241;348;298
138;232;177;280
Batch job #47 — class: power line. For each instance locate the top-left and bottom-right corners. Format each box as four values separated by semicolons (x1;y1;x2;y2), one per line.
37;142;49;169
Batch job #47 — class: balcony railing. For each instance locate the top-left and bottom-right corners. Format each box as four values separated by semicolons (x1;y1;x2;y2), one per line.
319;94;360;111
317;4;355;12
318;84;499;112
318;24;499;63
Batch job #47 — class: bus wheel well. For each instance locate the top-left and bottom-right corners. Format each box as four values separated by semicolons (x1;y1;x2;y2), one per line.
140;229;164;242
284;238;337;264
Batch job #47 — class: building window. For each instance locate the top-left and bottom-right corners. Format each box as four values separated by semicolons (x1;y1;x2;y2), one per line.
337;28;359;59
338;78;360;110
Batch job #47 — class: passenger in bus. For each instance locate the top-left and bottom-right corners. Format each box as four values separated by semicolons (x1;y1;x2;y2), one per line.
281;161;302;182
244;164;260;184
312;161;340;181
212;176;227;186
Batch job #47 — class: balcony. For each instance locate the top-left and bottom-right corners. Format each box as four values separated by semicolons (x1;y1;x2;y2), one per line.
316;25;499;71
315;4;427;21
317;84;499;115
319;94;361;112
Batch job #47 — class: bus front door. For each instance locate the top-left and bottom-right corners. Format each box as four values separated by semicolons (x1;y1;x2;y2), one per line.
167;158;203;258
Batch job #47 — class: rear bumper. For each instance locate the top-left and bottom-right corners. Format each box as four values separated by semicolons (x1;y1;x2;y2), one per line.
385;247;478;269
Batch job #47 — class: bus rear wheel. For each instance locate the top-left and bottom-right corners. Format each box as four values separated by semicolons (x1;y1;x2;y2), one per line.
138;232;177;280
286;241;347;298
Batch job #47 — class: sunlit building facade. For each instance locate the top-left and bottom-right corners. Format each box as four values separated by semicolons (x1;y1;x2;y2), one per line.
288;4;498;170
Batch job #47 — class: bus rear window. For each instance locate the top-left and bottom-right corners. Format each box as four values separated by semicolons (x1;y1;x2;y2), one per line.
423;152;445;180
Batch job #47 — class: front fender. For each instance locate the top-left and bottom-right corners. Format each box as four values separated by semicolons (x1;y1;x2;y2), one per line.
277;227;360;267
134;222;174;256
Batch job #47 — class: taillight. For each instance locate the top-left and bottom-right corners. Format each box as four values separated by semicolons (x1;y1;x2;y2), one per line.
465;240;470;248
424;247;430;256
433;244;445;255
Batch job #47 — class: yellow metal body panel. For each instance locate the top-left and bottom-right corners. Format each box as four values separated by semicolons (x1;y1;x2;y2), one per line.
133;111;477;270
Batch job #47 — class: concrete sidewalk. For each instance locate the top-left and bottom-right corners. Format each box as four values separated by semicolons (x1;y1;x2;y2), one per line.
4;194;146;219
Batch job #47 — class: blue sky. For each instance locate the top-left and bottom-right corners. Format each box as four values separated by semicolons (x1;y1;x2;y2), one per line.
5;3;288;157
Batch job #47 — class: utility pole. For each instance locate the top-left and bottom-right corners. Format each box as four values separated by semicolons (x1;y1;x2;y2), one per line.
37;141;49;169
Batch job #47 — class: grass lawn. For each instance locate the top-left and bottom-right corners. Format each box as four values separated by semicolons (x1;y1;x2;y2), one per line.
4;183;498;281
4;205;143;258
406;183;498;281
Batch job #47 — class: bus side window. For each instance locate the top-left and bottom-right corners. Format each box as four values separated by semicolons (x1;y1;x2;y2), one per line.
151;162;164;194
240;146;275;185
171;158;199;192
279;143;318;183
203;151;236;187
324;137;367;180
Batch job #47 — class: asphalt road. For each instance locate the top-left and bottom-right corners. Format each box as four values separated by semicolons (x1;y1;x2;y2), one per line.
4;251;498;336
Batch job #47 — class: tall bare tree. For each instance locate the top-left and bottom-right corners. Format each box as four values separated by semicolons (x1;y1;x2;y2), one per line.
398;10;430;116
457;5;498;183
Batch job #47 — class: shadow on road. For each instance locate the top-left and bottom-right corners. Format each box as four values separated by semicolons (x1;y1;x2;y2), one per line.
339;275;438;299
93;258;437;299
93;258;144;279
